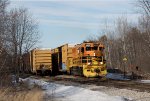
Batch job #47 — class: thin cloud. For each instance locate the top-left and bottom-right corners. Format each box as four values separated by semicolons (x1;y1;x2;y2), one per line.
29;6;140;21
39;19;103;29
10;0;139;48
10;0;140;30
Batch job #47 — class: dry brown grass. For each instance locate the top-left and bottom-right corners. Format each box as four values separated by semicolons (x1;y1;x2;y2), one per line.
0;73;44;101
0;87;43;101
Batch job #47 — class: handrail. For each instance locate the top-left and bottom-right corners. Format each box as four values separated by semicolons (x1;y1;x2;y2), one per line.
73;56;104;65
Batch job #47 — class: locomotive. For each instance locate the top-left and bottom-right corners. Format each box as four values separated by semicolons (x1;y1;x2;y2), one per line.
22;41;107;77
69;42;107;77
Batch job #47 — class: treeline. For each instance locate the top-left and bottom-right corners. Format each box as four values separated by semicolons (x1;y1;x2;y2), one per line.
90;0;150;76
0;0;39;84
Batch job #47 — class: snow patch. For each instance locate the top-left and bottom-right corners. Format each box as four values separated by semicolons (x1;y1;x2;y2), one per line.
139;80;150;84
20;77;130;101
106;73;130;80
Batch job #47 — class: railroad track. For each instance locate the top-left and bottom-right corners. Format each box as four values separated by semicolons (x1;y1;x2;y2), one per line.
31;75;150;92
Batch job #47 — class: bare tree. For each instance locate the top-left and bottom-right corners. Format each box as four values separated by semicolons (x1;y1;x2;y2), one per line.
0;0;40;86
137;0;150;59
0;0;9;51
0;0;12;87
0;0;9;71
137;0;150;17
5;8;39;82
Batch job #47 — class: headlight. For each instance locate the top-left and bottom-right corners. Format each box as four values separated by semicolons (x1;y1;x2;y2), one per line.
88;62;91;65
100;62;103;64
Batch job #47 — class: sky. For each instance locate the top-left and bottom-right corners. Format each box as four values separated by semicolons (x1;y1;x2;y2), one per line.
10;0;139;48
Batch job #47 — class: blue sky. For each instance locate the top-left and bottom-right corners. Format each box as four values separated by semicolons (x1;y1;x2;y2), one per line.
10;0;139;48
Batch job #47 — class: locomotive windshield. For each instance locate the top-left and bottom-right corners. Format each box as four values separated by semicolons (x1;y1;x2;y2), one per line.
85;46;98;51
86;47;91;51
85;44;91;51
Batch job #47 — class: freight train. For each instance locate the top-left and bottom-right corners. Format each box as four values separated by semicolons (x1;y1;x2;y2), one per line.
22;41;107;77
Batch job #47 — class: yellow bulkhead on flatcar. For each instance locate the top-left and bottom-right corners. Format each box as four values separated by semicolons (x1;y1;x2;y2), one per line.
51;44;75;75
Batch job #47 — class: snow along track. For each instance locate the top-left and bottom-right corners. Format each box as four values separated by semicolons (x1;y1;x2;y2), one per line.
21;77;130;101
44;75;150;92
23;76;150;101
30;75;150;93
